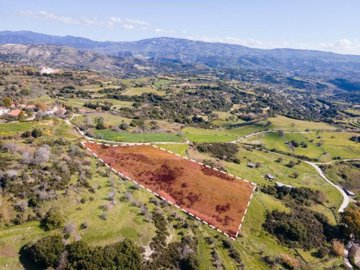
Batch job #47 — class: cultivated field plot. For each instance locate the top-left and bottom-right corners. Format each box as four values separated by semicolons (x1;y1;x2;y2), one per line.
84;142;255;238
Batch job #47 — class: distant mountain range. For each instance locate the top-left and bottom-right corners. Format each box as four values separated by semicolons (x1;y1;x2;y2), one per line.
1;30;360;79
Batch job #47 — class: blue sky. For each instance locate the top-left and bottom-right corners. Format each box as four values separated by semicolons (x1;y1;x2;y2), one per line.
1;0;359;54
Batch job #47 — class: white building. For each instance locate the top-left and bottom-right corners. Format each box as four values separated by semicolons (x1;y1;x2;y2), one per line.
0;107;10;116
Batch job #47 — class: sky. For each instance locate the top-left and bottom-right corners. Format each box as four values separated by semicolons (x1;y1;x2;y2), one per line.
1;0;359;54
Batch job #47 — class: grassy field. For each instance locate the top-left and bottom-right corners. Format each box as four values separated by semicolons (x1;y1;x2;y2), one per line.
0;154;156;269
0;121;39;136
211;111;246;127
322;161;360;194
153;78;174;88
0;119;76;139
186;145;344;269
155;144;189;156
245;131;360;162
182;123;269;143
94;129;184;142
71;112;132;127
122;86;165;96
59;98;133;109
28;95;54;104
268;115;336;131
344;109;360;116
0;119;348;269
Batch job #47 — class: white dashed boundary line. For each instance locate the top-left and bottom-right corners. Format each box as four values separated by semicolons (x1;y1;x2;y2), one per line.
80;140;256;240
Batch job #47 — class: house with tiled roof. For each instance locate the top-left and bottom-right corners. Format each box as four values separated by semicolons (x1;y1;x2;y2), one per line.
6;109;22;118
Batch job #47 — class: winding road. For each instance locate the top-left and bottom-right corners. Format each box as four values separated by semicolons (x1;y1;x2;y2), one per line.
235;129;357;213
305;161;350;212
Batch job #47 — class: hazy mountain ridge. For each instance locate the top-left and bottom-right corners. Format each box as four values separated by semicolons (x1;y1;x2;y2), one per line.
1;31;360;79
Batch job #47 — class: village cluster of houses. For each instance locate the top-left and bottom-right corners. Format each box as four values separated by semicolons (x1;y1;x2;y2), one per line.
0;102;66;120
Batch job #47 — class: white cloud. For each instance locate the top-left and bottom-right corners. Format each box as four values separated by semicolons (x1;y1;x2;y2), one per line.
19;10;178;34
319;39;360;55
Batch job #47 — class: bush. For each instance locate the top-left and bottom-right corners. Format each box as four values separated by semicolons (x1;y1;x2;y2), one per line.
31;128;43;138
332;240;345;256
40;208;65;231
341;205;360;240
20;235;64;269
95;117;106;130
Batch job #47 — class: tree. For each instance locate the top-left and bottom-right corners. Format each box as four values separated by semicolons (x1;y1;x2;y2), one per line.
96;117;106;130
341;205;360;240
33;145;51;165
41;207;65;231
18;111;26;121
2;97;12;108
20;235;64;269
119;122;129;130
35;102;47;112
31;128;43;138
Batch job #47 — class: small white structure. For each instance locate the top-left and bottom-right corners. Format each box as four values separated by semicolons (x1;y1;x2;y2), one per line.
0;107;10;116
247;162;256;168
45;106;59;115
343;188;356;197
276;182;293;189
40;67;60;75
265;174;275;180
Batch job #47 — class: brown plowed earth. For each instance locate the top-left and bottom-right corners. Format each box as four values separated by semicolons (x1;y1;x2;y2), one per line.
85;142;255;237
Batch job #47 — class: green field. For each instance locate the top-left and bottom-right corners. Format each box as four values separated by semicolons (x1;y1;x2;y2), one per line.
71;112;132;127
268;115;336;131
123;86;165;96
59;98;133;109
155;143;189;156
0;119;76;139
182;123;269;143
94;129;184;142
245;131;360;162
322;161;360;194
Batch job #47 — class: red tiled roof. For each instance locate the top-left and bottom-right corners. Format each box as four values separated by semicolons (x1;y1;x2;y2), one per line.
7;109;22;117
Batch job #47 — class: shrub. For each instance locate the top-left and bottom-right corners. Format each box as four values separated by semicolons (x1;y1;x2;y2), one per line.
341;205;360;240
40;207;65;231
332;240;344;256
31;128;43;138
95;117;106;130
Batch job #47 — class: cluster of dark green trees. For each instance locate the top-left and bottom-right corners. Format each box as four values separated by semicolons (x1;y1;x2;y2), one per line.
196;143;240;163
262;181;360;259
261;185;324;206
20;236;142;270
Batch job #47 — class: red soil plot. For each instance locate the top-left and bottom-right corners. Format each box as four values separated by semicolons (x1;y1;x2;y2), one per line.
84;142;256;238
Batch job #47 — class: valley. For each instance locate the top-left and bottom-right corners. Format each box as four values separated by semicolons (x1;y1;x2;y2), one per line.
0;60;359;270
